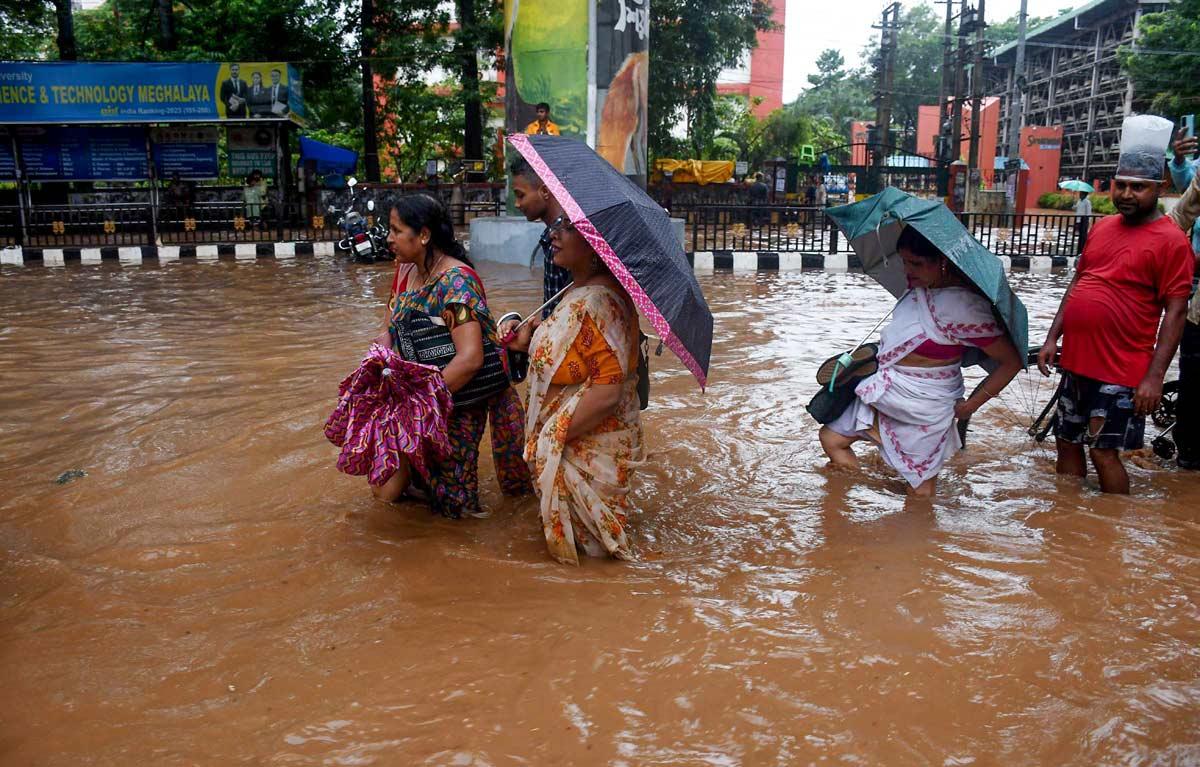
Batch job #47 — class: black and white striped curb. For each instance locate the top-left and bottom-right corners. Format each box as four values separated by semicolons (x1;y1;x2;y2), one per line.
686;251;1076;273
0;241;338;266
1;243;1076;272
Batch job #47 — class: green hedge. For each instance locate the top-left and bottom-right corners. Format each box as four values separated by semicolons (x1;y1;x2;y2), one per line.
1037;192;1075;210
1037;192;1116;215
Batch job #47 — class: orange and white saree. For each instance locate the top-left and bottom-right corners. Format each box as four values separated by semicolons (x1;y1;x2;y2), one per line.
524;286;644;565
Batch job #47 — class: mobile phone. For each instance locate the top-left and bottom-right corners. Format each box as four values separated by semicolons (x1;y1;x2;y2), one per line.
1183;115;1197;157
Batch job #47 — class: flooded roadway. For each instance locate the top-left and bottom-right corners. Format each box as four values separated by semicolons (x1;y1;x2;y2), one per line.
1;259;1198;765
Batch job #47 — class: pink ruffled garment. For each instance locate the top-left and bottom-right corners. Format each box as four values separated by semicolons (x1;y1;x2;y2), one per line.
324;343;454;486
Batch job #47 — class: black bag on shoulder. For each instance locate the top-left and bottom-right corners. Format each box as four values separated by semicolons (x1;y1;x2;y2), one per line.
392;311;510;407
806;381;858;425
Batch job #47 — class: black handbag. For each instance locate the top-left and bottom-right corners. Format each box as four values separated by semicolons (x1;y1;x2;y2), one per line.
392;310;511;407
806;380;859;424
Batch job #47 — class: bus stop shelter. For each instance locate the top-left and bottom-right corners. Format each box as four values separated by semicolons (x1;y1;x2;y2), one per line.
0;61;313;248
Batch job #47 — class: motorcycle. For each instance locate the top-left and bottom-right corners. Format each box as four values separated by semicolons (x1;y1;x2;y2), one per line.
329;177;389;263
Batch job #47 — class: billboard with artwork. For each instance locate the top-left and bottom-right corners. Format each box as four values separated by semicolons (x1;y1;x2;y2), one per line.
503;0;648;184
0;62;304;125
504;0;588;139
595;0;649;185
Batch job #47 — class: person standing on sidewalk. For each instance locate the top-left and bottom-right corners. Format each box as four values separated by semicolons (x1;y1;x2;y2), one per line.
1073;191;1092;255
1037;117;1194;493
1166;129;1200;469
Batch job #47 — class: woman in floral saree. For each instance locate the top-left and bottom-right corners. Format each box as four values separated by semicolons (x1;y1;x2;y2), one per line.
506;216;644;565
373;195;532;517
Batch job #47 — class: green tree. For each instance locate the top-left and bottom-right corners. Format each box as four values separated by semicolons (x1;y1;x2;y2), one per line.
370;0;502;179
797;4;953;154
808;49;847;90
710;96;842;168
0;0;66;59
711;96;768;161
1120;0;1200;115
648;0;775;159
887;3;943;151
791;47;873;137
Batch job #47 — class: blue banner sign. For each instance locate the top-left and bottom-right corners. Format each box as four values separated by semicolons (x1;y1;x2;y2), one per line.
16;126;148;180
151;126;219;178
0;62;305;125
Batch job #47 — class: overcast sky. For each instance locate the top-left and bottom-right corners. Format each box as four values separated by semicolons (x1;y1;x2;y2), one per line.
782;0;1088;102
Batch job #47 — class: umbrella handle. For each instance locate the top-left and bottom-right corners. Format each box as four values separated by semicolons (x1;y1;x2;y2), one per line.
824;291;910;390
854;290;907;350
500;282;575;344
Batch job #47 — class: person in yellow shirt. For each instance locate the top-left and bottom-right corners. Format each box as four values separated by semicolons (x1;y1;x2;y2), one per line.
524;102;561;136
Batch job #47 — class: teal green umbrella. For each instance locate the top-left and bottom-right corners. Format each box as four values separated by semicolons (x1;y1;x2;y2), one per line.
824;187;1029;368
1058;179;1095;193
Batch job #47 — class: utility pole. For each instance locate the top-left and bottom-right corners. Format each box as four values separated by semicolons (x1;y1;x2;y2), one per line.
967;0;986;187
950;0;968;167
360;0;381;182
936;0;956;195
1003;0;1028;162
870;2;901;195
937;0;954;142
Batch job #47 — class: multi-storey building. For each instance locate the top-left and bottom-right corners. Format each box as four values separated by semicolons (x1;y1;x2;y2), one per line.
716;1;787;117
988;0;1171;181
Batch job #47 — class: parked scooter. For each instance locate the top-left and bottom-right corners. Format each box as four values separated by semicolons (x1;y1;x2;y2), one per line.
330;177;389;263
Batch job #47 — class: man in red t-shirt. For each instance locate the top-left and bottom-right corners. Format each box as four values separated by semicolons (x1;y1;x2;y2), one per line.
1037;175;1193;493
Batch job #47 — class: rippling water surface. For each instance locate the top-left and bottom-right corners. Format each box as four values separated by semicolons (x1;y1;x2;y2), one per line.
2;260;1198;765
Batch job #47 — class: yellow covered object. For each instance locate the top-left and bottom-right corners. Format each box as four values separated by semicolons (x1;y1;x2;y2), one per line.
652;159;734;185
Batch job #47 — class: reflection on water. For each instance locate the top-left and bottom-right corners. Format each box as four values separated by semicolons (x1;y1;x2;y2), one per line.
1;261;1197;765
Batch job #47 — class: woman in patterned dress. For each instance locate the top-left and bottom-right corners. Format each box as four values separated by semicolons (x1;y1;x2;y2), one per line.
505;215;644;565
373;195;531;517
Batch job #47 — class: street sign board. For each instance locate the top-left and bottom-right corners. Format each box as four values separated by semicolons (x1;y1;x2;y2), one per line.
16;126;148;180
152;126;219;179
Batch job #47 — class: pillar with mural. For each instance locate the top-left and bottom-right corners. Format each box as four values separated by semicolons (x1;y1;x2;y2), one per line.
504;0;649;186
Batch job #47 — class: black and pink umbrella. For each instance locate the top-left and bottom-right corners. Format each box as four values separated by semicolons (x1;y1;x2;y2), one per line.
508;134;713;388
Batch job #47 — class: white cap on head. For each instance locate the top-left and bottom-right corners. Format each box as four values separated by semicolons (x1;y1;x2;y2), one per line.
1114;114;1174;181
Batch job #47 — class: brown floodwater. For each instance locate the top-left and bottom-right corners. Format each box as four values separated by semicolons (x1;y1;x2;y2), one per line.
1;259;1198;766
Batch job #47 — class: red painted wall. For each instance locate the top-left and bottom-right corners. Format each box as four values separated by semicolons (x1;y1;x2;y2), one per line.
718;1;786;117
850;121;873;166
748;1;786;116
912;98;999;171
967;98;1000;183
917;104;940;158
1018;125;1064;204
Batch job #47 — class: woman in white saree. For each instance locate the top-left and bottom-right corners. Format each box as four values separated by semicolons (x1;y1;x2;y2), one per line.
506;216;644;565
820;225;1024;497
